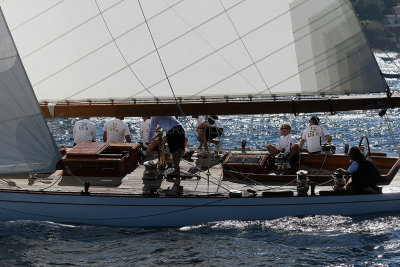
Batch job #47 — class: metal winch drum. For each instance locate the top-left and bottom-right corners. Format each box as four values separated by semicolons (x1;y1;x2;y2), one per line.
296;170;309;196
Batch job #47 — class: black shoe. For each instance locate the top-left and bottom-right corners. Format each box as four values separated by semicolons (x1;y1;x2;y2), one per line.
167;169;181;178
139;149;147;161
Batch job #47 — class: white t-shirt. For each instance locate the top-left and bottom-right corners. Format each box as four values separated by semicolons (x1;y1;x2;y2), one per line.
301;125;330;153
140;119;156;148
103;118;130;143
197;116;205;127
197;116;223;129
148;116;181;144
73;119;96;144
277;134;298;157
214;119;223;129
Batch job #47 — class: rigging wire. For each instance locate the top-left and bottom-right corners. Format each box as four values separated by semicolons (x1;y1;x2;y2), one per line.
383;114;400;156
94;0;156;99
21;0;362;104
135;2;209;170
218;0;273;97
135;0;206;146
22;0;125;62
162;0;263;96
25;0;341;103
136;0;182;114
135;0;214;161
378;48;400;71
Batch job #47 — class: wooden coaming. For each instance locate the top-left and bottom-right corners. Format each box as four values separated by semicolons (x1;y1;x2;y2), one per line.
222;152;400;184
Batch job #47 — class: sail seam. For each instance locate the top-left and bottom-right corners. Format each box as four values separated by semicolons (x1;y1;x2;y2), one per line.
10;0;65;32
62;0;246;101
20;0;125;60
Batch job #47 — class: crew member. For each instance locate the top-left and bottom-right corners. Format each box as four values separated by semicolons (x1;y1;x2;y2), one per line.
299;116;332;153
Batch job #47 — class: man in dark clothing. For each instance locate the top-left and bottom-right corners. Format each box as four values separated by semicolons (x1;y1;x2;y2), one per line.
340;146;380;193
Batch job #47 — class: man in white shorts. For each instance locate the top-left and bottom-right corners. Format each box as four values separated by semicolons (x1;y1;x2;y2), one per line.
299;116;332;153
73;117;97;146
103;117;131;143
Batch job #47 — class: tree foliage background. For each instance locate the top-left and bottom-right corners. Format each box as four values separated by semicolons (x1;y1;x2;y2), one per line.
351;0;400;50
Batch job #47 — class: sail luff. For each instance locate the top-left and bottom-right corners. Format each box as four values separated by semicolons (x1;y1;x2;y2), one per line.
0;8;61;174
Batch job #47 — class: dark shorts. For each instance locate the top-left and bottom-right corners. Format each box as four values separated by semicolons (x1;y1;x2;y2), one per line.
205;127;223;140
166;125;185;153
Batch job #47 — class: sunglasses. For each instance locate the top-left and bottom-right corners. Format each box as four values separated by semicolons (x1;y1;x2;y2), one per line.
280;128;288;130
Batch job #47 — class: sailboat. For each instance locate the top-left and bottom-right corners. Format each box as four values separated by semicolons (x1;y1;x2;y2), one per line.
0;0;399;227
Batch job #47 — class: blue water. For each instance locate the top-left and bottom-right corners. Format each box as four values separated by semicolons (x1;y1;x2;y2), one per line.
2;54;400;266
1;214;400;266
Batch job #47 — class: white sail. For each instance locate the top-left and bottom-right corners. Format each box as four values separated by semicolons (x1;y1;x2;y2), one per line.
0;0;386;104
0;8;61;174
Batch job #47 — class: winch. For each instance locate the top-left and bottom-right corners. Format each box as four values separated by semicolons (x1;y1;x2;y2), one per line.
321;143;336;154
143;160;163;180
333;169;347;190
296;170;309;196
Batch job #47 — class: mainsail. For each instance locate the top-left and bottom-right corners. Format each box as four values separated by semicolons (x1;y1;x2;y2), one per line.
0;0;393;116
0;8;61;174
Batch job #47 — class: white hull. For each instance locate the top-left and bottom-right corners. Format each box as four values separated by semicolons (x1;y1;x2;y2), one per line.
1;191;400;227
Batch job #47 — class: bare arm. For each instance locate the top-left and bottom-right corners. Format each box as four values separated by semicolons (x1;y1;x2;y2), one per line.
103;131;107;142
326;134;332;143
125;135;132;143
92;129;96;142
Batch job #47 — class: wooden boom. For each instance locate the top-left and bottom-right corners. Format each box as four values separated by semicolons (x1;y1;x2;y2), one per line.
41;95;400;118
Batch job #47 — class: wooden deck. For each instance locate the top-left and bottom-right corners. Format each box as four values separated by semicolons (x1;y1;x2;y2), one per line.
1;150;400;197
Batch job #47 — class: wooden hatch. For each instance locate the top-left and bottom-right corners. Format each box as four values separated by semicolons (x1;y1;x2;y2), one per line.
222;154;269;179
62;142;141;177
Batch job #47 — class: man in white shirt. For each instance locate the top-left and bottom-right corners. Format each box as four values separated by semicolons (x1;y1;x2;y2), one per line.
73;117;97;145
195;115;223;150
299;116;332;153
267;122;299;169
141;116;185;174
103;117;131;143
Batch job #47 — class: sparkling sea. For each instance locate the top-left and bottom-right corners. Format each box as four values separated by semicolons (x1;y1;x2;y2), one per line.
2;54;400;266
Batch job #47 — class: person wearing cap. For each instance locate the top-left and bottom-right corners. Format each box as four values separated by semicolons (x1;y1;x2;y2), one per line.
267;122;299;169
299;116;332;154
